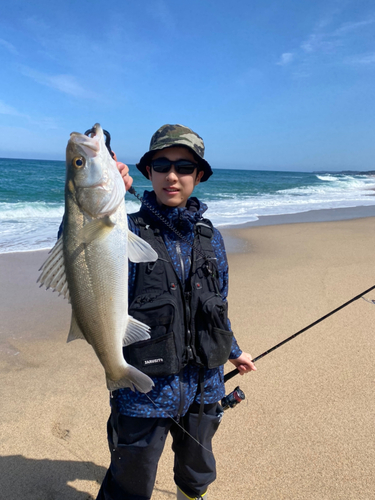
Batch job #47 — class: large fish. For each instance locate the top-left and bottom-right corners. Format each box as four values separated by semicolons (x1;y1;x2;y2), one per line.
38;124;157;393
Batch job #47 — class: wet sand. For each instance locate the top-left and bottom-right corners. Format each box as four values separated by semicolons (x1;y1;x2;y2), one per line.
1;215;374;499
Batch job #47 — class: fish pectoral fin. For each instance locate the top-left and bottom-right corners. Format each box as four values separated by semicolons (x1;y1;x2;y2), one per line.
127;231;158;263
78;216;115;245
123;316;151;346
37;237;70;302
67;311;86;342
106;365;154;393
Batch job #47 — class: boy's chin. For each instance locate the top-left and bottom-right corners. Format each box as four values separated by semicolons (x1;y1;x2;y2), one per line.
156;195;187;208
164;201;186;208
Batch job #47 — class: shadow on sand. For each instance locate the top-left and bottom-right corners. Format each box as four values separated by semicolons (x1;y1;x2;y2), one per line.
0;455;107;500
0;455;176;499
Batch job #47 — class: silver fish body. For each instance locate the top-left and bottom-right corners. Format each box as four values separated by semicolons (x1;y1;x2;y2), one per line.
39;124;157;393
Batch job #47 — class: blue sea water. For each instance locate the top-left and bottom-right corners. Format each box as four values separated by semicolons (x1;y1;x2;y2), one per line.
1;157;375;253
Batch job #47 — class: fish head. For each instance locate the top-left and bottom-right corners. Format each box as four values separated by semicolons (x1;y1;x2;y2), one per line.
66;124;125;218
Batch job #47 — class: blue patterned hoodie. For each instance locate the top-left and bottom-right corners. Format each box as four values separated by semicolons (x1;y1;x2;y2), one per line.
112;190;242;418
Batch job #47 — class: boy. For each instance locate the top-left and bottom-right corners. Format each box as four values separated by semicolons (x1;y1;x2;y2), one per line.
97;124;256;500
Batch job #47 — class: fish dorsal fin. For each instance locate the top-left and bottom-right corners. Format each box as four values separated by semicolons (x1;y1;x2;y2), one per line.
127;231;158;263
67;310;86;343
37;237;70;302
123;315;151;346
77;216;115;245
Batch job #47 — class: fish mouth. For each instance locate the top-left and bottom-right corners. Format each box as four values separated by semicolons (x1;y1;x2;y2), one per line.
69;133;100;158
69;124;105;158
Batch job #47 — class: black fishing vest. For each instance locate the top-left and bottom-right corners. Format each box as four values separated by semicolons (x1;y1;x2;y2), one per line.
124;210;233;378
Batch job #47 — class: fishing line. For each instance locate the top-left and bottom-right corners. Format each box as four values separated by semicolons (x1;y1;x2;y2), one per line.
361;296;375;305
144;393;214;455
225;284;375;383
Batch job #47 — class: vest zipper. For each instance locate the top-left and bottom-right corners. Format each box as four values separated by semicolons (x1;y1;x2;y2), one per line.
176;241;193;418
176;241;193;360
176;241;185;286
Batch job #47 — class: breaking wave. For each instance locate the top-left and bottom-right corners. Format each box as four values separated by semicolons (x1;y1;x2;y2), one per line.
1;158;375;252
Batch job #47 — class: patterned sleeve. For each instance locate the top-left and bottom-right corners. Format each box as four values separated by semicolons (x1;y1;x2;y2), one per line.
212;228;242;359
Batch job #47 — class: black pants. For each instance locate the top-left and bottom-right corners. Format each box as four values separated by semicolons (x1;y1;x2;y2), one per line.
96;402;223;500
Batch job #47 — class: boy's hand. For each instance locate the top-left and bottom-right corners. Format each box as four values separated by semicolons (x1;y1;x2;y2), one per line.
116;161;133;192
229;352;257;375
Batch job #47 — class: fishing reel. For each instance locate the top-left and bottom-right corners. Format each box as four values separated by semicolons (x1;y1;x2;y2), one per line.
221;386;245;411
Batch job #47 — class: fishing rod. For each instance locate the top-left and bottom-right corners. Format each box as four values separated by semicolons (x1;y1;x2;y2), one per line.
224;283;375;384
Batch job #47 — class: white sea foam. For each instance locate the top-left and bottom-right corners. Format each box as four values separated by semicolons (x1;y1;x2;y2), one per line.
0;199;142;253
0;201;64;220
316;174;340;182
206;174;375;227
1;173;375;252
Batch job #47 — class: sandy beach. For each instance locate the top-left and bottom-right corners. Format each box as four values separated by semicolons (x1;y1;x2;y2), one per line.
1;216;374;499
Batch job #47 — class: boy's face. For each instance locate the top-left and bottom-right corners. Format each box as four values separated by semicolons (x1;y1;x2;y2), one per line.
146;146;204;207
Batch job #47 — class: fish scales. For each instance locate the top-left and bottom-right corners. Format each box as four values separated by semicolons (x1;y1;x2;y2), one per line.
65;203;128;378
39;124;157;393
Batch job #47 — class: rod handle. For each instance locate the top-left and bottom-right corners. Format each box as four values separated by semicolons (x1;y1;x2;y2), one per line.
224;368;239;383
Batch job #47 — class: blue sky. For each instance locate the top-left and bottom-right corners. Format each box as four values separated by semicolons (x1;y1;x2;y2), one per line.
0;0;374;171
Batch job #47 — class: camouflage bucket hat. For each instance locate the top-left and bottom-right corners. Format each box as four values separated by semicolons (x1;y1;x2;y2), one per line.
136;124;213;182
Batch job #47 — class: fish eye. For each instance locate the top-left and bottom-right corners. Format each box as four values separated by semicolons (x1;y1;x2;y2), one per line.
73;156;85;169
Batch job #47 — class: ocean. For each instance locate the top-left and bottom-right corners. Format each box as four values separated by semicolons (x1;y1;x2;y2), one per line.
1;157;375;254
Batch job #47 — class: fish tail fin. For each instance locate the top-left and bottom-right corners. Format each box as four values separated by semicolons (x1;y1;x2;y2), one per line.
106;365;154;394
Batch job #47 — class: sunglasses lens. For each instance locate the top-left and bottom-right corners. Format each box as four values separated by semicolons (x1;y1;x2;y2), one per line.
151;159;198;175
174;161;197;174
151;158;172;173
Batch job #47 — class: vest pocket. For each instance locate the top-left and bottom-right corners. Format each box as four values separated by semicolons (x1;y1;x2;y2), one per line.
195;295;233;369
124;331;179;377
125;297;180;377
197;327;233;369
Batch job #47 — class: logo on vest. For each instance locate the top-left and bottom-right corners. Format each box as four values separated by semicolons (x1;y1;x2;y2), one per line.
143;357;164;366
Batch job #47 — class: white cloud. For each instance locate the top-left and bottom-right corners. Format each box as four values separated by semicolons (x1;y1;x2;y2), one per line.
277;52;294;66
19;66;99;100
278;13;375;76
333;19;375;37
346;53;375;65
0;38;18;55
300;18;375;55
48;74;91;98
301;32;342;55
0;99;58;129
301;34;320;53
0;100;22;116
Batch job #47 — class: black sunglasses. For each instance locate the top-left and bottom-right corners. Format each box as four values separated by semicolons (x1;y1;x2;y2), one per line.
150;158;198;175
